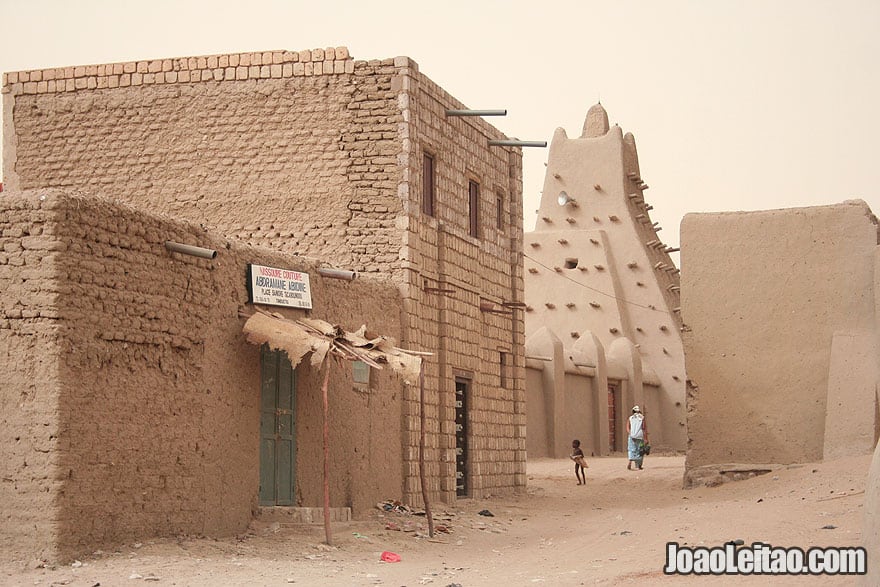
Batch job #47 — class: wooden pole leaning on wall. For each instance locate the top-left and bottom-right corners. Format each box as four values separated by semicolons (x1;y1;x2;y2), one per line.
321;359;333;545
418;361;435;538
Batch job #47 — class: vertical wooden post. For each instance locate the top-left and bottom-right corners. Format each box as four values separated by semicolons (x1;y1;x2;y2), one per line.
321;359;332;545
418;361;435;537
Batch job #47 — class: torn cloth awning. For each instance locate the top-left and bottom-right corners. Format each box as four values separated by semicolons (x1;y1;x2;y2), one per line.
240;308;427;384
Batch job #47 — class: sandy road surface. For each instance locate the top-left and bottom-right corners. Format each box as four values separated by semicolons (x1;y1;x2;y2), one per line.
2;454;870;586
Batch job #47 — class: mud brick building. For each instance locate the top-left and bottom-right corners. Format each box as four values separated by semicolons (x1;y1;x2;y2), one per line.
1;47;526;560
681;201;880;485
523;104;686;459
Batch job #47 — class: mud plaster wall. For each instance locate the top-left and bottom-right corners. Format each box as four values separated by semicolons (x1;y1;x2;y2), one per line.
562;372;598;456
3;48;526;508
3;48;405;277
0;194;65;561
862;440;880;586
526;368;598;460
525;366;549;458
524;112;685;452
0;189;403;561
681;201;879;468
535;367;602;459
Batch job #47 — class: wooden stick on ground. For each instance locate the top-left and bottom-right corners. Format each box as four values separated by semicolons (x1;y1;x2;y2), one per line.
321;359;332;545
418;361;434;537
816;490;865;502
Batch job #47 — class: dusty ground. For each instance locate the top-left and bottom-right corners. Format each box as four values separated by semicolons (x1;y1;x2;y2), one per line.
1;454;870;586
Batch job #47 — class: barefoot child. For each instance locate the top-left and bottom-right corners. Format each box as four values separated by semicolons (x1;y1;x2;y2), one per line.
570;439;588;485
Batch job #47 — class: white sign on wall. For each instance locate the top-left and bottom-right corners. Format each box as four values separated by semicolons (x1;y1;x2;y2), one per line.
248;264;312;309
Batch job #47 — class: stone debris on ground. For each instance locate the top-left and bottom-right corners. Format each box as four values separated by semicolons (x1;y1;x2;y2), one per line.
375;498;472;538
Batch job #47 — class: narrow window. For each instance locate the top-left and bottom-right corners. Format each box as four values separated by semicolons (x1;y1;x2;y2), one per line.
422;152;435;217
496;194;504;231
500;352;510;389
468;179;480;238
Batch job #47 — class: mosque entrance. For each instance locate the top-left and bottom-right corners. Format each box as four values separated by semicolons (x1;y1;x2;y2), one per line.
608;382;621;452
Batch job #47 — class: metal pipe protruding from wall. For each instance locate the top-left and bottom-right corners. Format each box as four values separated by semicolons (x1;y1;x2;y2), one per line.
165;241;218;259
445;109;508;117
488;139;548;148
317;267;358;281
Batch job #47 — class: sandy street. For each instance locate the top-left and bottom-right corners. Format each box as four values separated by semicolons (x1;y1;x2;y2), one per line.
2;454;870;586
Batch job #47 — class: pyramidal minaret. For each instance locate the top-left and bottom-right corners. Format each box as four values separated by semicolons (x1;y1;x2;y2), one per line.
524;104;686;453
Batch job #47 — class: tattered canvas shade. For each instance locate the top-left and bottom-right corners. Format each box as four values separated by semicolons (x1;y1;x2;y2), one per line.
239;307;434;543
240;308;424;384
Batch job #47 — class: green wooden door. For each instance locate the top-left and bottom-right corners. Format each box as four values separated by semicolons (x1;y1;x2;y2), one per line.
259;346;296;506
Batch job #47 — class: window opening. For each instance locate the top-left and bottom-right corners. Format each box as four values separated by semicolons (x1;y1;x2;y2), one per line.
468;180;480;238
423;152;435;217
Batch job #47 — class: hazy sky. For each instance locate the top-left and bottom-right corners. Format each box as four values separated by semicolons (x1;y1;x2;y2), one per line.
2;0;878;252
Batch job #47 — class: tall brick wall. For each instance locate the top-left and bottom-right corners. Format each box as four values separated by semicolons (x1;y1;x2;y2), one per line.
3;48;405;276
1;189;405;561
396;62;526;503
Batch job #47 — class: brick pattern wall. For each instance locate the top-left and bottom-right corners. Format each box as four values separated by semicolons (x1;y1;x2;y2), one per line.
396;62;526;504
4;47;405;277
0;189;405;561
3;48;354;95
0;191;65;561
4;48;527;511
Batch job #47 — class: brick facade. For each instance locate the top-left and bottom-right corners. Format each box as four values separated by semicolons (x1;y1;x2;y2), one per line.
2;45;526;548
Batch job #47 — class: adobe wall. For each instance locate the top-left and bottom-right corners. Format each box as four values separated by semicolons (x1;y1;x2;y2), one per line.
2;47;527;507
524;105;686;453
682;201;879;470
0;189;404;562
394;62;526;502
0;193;66;561
2;48;404;277
525;370;597;459
563;372;599;456
525;366;549;457
525;327;608;458
862;440;880;586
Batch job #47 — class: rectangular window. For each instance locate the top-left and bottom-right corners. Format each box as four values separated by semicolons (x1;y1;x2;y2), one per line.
352;361;371;385
468;179;479;238
496;194;504;231
422;152;435;217
500;352;510;389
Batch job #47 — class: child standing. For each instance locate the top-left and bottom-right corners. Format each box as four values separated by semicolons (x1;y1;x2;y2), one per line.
570;439;588;485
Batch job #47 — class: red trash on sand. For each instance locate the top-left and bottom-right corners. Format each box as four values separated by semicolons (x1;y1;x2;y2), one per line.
380;551;401;563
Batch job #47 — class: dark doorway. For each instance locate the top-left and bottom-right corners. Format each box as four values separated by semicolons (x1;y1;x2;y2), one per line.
608;382;620;452
454;377;470;497
259;346;296;506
